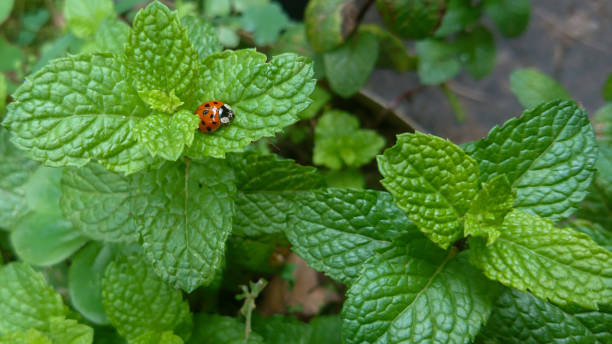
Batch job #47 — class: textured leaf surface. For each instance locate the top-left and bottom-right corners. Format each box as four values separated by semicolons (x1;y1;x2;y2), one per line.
64;0;114;38
132;331;184;344
569;221;612;252
0;262;67;334
3;54;152;174
137;90;184;114
252;315;311;344
376;0;444;39
342;248;497;344
576;144;612;230
124;1;198;105
69;243;115;325
186;50;315;158
133;160;236;292
188;314;264;344
181;16;222;61
102;254;192;341
286;189;419;283
378;131;480;249
61;163;138;243
323;31;378;98
47;317;93;344
304;0;353;52
469;210;612;309
467;100;598;222
0;329;52;344
416;39;460;85
313;110;385;169
134;111;199;161
484;0;530;37
480;288;612;344
464;175;515;245
510;69;570;109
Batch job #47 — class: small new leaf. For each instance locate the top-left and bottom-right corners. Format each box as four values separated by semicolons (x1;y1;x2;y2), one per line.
378;131;480;249
134;111;200;161
137;90;184;114
464;175;515;245
469;210;612;309
0;329;52;344
47;317;94;344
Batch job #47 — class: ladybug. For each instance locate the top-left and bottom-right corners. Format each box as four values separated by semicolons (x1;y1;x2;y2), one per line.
194;101;235;133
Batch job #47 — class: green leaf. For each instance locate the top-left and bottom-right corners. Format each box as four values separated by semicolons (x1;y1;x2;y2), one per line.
0;0;14;24
124;1;199;107
509;68;571;109
102;253;192;341
568;220;612;252
0;262;67;334
298;85;330;120
308;316;342;344
270;24;325;79
134;111;199;161
0;129;38;229
47;317;93;344
82;18;130;54
323;31;379;98
252;315;311;344
0;38;24;72
467;100;598;222
465;175;515;245
181;16;222;61
323;169;365;189
360;25;417;73
133;159;236;292
435;0;482;37
0;329;52;344
137;90;184;114
342;248;498;344
131;331;184;344
416;39;461;85
484;0;530;37
480;288;612;344
602;72;612;101
378;131;480;249
376;0;445;39
186;50;315;158
0;74;6;112
3;54;153;174
240;2;290;46
68;243;115;325
64;0;115;38
469;209;612;309
203;0;230;17
456;26;496;79
305;0;354;52
286;189;419;283
60;163;138;243
188;314;264;344
313;110;385;169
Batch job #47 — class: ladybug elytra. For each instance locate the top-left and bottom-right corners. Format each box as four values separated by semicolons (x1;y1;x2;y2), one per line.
194;101;235;133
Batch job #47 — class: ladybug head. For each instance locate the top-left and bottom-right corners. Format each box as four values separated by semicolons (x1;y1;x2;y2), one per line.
219;104;235;124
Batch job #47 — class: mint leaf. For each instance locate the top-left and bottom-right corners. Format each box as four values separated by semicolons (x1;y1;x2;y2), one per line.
0;329;52;344
240;2;289;46
286;189;419;283
304;0;352;52
313;110;385;169
323;169;365;189
481;288;612;344
84;18;130;54
137;90;184;114
133;159;236;292
3;54;153;174
309;316;342;344
435;0;482;37
124;1;198;106
271;24;325;79
469;210;612;309
342;248;497;344
0;0;14;24
568;220;612;252
181;16;222;61
0;262;67;334
576;144;612;230
0;129;38;229
484;0;530;37
60;163;138;243
68;243;115;325
467;100;598;222
323;31;378;98
102;253;192;341
64;0;114;38
47;317;93;344
510;68;571;109
360;25;417;73
376;0;444;39
186;50;315;158
252;315;311;344
456;26;496;79
378;131;480;249
465;175;515;245
189;314;264;344
132;331;184;344
298;85;330;120
416;39;461;85
134;111;200;161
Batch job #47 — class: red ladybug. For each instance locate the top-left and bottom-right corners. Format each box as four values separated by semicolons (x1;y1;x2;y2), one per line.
194;101;235;133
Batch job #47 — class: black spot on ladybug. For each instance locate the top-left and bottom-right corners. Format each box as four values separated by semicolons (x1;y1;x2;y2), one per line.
203;110;209;115
210;114;214;119
212;121;216;124
206;126;212;132
205;103;211;107
214;101;219;104
201;121;205;125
